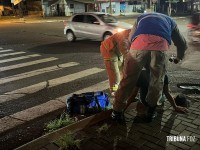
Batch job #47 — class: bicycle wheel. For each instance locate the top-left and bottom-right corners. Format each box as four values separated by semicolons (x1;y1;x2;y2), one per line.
177;83;200;91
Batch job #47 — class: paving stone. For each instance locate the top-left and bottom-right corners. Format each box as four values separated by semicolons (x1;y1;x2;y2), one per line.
161;121;176;129
158;137;169;148
190;144;200;150
163;110;173;116
192;118;200;126
114;138;137;150
177;116;192;123
132;138;147;148
144;141;164;150
172;119;182;127
44;143;59;150
39;148;48;150
161;126;175;134
186;127;200;135
182;121;198;129
174;123;187;132
191;133;200;139
170;130;180;135
153;131;169;139
193;102;200;107
190;107;200;112
142;134;160;144
187;114;198;120
165;144;177;150
137;126;156;136
138;124;160;134
171;142;190;150
140;145;153;150
179;130;192;136
191;110;200;116
127;131;143;141
184;140;197;147
81;140;105;150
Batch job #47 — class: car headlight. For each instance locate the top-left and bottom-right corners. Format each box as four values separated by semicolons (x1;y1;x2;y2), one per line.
117;28;125;32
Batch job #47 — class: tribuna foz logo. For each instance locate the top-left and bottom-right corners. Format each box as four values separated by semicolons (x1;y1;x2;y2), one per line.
167;136;196;142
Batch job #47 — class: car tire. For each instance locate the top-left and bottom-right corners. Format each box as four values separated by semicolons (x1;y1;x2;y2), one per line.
66;30;76;42
103;32;112;41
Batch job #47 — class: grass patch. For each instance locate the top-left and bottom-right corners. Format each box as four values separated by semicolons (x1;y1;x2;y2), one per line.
56;132;80;150
45;113;75;133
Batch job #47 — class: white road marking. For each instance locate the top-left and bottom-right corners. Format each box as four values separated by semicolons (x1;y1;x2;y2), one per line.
0;57;58;71
0;54;41;64
0;49;13;53
0;51;26;58
48;67;105;87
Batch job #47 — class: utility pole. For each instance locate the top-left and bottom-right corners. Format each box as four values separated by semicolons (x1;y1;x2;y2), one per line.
109;0;112;14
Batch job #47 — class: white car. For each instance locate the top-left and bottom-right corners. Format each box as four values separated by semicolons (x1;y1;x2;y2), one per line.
64;12;132;42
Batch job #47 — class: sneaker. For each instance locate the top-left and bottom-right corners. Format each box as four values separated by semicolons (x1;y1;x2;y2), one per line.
146;106;157;123
111;111;125;124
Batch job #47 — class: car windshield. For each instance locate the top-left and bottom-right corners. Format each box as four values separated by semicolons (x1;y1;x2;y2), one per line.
97;14;117;23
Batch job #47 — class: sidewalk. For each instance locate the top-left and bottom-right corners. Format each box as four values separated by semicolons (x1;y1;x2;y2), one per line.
0;13;140;24
18;95;200;150
0;15;69;24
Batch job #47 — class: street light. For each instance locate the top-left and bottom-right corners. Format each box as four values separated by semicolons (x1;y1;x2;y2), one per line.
109;0;112;14
152;0;157;12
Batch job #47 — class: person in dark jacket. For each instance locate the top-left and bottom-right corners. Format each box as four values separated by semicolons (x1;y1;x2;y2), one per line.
112;12;187;123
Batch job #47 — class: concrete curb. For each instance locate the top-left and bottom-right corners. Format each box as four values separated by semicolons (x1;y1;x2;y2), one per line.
0;99;65;136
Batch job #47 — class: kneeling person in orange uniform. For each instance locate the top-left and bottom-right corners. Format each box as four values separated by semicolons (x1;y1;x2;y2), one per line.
100;29;131;95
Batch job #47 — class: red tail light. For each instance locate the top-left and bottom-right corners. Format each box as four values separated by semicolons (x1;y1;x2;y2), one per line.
187;24;194;28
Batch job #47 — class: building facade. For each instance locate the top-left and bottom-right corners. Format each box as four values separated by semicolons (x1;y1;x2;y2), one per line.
0;0;199;17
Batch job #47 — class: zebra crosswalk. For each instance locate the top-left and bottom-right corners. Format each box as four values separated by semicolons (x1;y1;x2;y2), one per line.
0;47;109;118
0;62;80;85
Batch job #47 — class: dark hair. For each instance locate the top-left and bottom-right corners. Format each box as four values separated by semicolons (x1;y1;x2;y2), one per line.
175;94;190;108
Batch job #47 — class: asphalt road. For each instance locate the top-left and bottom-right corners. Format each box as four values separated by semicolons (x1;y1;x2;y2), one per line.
0;21;107;117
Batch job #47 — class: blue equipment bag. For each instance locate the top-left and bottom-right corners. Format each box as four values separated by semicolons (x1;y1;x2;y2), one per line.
66;91;110;116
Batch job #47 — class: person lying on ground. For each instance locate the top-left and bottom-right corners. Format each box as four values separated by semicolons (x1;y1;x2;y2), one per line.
124;68;189;118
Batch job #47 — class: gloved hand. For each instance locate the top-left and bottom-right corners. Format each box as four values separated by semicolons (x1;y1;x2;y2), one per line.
111;84;119;93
